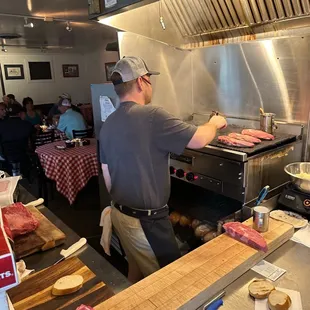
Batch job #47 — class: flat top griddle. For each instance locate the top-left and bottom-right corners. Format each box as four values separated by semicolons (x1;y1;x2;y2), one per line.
208;126;297;156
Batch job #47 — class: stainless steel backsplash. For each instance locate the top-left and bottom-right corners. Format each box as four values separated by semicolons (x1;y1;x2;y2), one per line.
119;32;310;159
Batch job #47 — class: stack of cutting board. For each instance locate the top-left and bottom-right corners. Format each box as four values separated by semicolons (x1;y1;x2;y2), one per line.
8;257;114;309
95;218;294;310
13;204;66;258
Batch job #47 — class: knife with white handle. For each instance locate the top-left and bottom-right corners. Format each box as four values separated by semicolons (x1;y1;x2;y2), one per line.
54;238;87;265
24;198;44;208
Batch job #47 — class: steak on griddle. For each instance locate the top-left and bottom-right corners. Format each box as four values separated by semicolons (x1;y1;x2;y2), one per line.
241;129;274;140
218;136;254;148
228;133;261;144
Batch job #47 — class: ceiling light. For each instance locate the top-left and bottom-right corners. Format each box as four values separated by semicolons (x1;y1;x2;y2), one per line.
1;44;7;52
66;21;72;32
24;17;34;28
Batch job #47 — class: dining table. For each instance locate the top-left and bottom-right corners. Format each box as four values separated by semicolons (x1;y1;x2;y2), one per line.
36;138;99;204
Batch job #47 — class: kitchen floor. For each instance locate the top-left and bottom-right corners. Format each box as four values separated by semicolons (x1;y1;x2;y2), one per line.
22;176;128;277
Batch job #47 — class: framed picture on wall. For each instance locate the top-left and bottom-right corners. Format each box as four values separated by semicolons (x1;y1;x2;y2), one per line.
62;64;79;78
105;62;116;82
4;64;24;80
29;61;52;80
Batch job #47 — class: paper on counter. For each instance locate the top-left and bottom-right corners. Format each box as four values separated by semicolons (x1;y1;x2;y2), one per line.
16;260;34;280
251;260;286;281
255;288;302;310
291;224;310;248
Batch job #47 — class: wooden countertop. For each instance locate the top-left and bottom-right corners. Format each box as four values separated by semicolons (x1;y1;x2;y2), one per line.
95;218;294;310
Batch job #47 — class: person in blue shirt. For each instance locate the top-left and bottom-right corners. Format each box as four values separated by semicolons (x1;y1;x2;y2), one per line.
57;98;86;140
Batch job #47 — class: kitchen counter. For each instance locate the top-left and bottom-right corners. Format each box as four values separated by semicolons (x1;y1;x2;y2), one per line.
20;180;309;309
220;240;310;309
18;184;130;294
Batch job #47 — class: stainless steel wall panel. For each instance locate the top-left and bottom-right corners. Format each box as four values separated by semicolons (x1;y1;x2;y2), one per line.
118;32;193;119
192;36;310;124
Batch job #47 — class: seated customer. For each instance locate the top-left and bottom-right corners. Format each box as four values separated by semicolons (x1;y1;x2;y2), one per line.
48;92;71;119
23;97;41;128
7;94;21;106
0;103;6;120
0;104;34;175
57;98;86;140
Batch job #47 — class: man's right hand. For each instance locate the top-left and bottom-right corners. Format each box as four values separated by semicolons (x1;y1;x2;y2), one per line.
209;115;227;129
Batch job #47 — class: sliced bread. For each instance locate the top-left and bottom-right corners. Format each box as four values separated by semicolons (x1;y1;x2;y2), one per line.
248;279;275;299
268;290;292;310
52;275;84;296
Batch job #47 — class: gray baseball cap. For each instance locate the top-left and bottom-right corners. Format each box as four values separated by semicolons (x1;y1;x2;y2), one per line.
112;56;160;85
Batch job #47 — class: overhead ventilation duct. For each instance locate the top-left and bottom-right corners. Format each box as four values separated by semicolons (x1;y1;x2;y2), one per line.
96;0;310;48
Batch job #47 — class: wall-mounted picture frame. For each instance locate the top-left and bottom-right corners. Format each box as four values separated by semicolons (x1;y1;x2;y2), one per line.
29;61;52;80
4;64;24;80
105;62;116;82
62;64;79;78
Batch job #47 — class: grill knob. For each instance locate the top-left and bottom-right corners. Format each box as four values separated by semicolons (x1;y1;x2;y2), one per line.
186;172;195;181
169;166;176;175
176;169;185;178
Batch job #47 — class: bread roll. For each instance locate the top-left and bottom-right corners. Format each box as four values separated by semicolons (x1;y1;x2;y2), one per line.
203;230;217;243
179;215;192;227
52;275;83;296
268;290;291;310
194;224;213;238
248;279;275;299
169;212;181;225
191;219;201;230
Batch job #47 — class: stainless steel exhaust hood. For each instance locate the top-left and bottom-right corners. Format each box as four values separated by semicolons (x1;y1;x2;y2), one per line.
96;0;310;48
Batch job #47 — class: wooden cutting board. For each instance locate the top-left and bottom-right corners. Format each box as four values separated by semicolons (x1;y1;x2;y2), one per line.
13;206;66;258
95;218;294;310
8;257;114;310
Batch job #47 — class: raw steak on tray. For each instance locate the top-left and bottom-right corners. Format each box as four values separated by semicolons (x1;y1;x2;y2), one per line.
2;202;39;239
223;222;268;252
241;129;274;140
218;136;254;148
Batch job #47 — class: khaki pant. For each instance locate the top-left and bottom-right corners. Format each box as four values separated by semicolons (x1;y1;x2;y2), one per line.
111;206;160;278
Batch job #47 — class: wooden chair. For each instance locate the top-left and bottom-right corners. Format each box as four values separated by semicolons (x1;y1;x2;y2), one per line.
72;128;93;139
34;131;54;148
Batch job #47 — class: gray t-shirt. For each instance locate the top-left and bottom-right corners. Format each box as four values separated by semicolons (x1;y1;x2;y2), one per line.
99;101;197;209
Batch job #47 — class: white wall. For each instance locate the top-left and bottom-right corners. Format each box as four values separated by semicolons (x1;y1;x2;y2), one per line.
0;44;119;105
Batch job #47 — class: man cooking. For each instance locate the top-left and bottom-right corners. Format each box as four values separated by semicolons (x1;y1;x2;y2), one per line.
99;56;227;283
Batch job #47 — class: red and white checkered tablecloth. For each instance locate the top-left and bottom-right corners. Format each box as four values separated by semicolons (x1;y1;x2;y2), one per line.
36;138;99;205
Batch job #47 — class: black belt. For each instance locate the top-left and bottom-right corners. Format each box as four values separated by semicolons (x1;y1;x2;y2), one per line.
113;202;169;219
